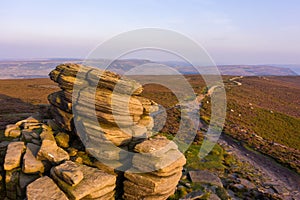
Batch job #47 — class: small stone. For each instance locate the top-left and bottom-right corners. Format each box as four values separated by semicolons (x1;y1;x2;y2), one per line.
209;193;221;200
55;132;70;148
22;143;44;174
53;161;83;186
272;185;290;196
4;124;21;138
67;147;78;157
23;123;42;130
9;129;22;138
238;178;255;190
26;176;68;200
74;156;83;164
231;184;246;192
4;142;26;170
180;190;205;200
42;124;52;131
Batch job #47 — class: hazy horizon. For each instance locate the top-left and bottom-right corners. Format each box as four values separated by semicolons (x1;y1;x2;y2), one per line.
1;0;300;65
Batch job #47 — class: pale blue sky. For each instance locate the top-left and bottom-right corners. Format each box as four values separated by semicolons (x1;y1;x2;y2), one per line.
1;0;300;64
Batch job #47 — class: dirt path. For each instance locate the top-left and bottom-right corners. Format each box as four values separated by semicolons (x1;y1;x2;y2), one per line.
219;134;300;199
229;76;243;86
199;83;300;199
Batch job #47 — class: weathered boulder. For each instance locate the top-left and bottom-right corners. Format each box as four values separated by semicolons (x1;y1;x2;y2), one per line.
26;176;68;200
4;141;26;171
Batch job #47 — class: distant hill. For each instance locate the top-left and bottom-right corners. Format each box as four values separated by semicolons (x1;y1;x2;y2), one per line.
0;59;298;79
217;65;298;76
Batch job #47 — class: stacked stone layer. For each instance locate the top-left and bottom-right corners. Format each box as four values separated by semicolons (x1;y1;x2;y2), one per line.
123;136;186;200
48;64;157;148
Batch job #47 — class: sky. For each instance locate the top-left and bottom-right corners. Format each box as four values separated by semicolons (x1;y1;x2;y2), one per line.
0;0;300;65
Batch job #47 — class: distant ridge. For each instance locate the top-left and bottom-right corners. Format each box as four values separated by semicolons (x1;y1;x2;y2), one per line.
0;59;298;79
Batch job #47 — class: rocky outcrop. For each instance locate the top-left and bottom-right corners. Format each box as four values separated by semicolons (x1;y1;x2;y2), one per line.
0;63;185;200
47;64;186;200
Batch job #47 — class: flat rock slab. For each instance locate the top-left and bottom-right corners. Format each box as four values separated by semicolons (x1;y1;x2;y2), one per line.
26;176;68;200
188;170;223;187
124;180;177;196
132;150;185;172
51;163;116;200
134;136;178;154
22;143;44;174
124;171;181;192
53;161;83;186
4;141;26;170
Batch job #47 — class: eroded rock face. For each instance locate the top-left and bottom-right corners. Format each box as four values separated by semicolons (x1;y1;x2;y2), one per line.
4;141;26;171
26;176;69;200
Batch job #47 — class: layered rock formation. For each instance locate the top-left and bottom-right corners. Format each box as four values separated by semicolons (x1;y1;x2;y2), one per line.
48;63;157;151
0;63;186;200
47;63;185;199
